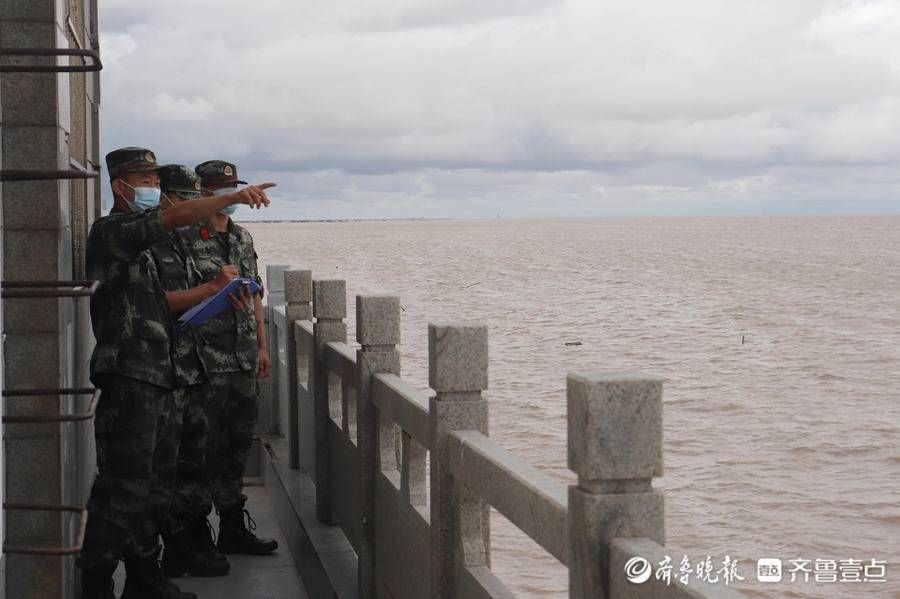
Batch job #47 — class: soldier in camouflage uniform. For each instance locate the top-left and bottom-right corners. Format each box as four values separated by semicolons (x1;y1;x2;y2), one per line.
79;148;275;599
186;160;278;555
151;165;254;578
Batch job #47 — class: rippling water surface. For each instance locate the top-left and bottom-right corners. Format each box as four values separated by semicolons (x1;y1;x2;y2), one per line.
246;216;900;599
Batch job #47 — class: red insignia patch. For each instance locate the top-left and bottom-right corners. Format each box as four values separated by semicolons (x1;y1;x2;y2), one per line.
199;226;210;240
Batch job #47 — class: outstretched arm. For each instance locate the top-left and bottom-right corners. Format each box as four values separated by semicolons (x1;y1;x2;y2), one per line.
161;183;276;231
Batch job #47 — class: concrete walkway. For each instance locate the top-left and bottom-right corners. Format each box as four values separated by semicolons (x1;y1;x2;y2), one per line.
113;485;309;599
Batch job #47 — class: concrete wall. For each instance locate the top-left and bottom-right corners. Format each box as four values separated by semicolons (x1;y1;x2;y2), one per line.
0;0;100;597
0;53;5;599
267;267;752;599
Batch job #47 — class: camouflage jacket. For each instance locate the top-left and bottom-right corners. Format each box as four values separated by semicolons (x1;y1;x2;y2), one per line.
87;207;175;388
180;219;261;373
146;231;207;387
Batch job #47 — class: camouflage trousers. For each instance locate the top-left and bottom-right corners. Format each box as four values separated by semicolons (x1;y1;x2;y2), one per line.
204;371;258;511
80;375;185;570
169;383;211;527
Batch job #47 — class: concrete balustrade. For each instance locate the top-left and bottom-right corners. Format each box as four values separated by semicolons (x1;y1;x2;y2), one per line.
311;279;348;523
284;269;312;469
429;323;492;599
261;264;290;434
447;431;568;565
567;373;666;599
355;295;402;599
371;375;431;450
264;268;750;599
294;319;316;475
326;342;359;438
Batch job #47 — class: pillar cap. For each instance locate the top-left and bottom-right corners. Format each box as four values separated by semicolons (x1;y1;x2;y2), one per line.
428;323;488;392
567;372;663;480
285;269;312;303
357;295;401;346
313;279;347;319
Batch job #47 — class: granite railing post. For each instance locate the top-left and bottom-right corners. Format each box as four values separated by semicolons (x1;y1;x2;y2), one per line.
261;263;289;434
312;279;348;522
284;269;312;469
429;323;490;599
355;295;402;599
567;373;665;599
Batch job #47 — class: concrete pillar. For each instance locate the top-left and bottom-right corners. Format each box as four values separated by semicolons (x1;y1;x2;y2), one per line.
0;2;89;597
311;279;347;522
428;323;490;599
265;263;289;306
355;295;401;599
295;315;316;476
259;263;289;435
284;269;312;469
567;373;665;599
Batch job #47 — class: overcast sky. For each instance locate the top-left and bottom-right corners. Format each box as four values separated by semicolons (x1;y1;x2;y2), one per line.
100;0;900;220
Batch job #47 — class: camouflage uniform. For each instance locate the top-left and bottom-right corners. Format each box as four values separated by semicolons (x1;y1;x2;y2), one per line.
80;148;178;572
181;221;260;510
151;165;212;531
191;160;265;514
193;159;277;555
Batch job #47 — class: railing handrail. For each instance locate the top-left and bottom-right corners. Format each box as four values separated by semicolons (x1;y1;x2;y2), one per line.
324;341;357;388
296;320;314;368
372;373;432;450
272;303;287;328
448;430;568;566
297;319;314;336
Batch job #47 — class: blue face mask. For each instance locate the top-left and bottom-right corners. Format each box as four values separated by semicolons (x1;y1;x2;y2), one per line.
213;187;239;216
119;180;161;213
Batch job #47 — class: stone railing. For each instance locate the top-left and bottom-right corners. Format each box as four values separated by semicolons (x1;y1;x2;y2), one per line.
264;264;749;599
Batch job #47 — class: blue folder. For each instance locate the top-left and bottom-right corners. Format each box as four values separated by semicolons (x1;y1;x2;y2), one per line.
178;277;261;330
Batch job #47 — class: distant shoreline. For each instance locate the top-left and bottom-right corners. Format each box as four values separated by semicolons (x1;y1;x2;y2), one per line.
240;218;449;223
238;213;900;224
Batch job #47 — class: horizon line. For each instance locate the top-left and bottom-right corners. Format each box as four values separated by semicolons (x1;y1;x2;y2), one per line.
237;211;900;224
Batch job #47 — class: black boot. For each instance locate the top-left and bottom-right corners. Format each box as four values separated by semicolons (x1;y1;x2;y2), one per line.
162;525;230;578
217;500;278;555
79;563;117;599
78;516;125;599
121;547;198;599
190;515;229;567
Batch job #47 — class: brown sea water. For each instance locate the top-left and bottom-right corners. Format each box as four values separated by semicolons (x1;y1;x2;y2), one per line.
245;216;900;599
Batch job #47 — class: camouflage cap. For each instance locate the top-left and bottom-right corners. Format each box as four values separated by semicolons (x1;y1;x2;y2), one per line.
195;160;247;188
106;147;160;179
159;164;202;199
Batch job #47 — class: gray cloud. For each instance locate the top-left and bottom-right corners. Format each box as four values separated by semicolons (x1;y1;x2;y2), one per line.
100;0;900;218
